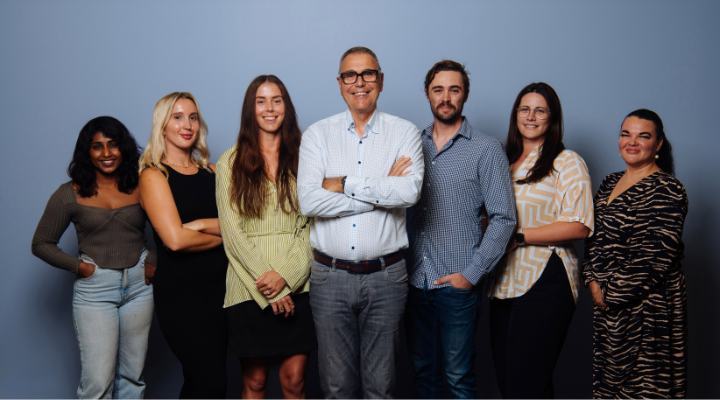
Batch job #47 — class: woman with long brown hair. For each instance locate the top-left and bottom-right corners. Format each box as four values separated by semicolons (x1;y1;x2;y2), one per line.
216;75;315;399
489;82;594;398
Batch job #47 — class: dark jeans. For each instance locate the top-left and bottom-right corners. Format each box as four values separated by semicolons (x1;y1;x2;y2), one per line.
405;281;482;399
490;252;575;399
309;258;408;399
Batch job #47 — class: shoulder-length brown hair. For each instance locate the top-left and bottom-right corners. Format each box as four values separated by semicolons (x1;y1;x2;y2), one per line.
505;82;565;184
231;75;301;218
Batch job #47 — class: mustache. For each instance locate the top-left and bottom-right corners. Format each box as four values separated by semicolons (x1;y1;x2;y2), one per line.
437;101;456;110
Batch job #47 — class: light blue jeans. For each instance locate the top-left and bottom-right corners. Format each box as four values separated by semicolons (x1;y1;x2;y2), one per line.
309;257;408;399
73;250;154;399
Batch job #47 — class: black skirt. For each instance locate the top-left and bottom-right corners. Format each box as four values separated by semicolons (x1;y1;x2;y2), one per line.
227;292;317;358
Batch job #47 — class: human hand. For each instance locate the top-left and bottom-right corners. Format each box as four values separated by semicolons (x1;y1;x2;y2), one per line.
255;270;287;298
589;280;608;310
434;272;473;289
388;156;412;177
145;263;156;285
322;177;344;193
270;295;295;317
78;261;96;279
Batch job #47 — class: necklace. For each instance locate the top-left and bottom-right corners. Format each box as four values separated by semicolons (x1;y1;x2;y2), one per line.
163;159;196;169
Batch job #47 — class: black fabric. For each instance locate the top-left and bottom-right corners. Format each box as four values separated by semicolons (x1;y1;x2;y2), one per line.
490;252;576;399
227;293;317;358
152;166;229;399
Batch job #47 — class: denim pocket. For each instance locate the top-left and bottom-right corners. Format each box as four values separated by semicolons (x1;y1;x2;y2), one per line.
309;265;331;285
78;255;98;280
448;285;474;293
384;260;408;284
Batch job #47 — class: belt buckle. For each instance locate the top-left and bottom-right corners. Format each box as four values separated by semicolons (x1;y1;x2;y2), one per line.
344;260;364;275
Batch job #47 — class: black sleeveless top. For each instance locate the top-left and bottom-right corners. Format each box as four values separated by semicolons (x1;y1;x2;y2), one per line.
152;166;228;294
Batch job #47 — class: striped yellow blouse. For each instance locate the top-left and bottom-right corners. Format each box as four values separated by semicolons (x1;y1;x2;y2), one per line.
491;146;594;304
216;146;313;309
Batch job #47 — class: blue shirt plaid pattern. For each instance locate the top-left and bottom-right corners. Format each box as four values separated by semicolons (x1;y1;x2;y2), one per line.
407;118;517;288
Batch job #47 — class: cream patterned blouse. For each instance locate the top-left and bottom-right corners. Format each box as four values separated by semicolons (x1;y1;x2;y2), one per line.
492;146;593;303
216;146;314;309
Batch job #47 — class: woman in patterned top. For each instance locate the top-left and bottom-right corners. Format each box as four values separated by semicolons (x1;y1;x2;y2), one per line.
582;109;688;398
216;75;315;399
490;82;594;398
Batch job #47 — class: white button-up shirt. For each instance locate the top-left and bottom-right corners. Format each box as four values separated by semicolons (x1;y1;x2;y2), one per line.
298;109;424;260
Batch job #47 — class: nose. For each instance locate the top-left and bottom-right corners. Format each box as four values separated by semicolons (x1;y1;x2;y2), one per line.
355;75;367;87
182;116;192;130
526;110;536;120
101;145;111;157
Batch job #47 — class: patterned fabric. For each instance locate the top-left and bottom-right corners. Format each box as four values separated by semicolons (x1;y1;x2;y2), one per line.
216;146;313;309
492;146;594;303
297;109;423;260
407;119;516;288
582;171;688;399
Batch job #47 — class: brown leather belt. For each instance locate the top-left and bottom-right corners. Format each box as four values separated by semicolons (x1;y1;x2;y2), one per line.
313;249;404;274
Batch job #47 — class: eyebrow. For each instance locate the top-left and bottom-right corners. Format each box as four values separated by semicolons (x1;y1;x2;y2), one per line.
621;129;652;135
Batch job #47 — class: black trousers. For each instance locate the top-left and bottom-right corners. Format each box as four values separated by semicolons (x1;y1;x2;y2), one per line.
489;252;576;399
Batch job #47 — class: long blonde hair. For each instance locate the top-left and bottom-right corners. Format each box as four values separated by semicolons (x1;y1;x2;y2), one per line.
138;92;212;177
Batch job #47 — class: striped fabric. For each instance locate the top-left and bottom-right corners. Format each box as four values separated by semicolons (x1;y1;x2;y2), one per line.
31;181;153;273
492;146;594;303
582;171;688;398
216;146;313;309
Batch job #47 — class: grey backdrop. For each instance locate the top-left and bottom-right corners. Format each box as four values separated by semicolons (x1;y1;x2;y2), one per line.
1;0;718;398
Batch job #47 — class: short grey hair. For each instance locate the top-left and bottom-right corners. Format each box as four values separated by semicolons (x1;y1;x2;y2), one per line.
339;46;381;73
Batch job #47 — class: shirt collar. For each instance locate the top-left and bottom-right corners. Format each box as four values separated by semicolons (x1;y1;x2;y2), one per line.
344;109;381;135
421;117;473;140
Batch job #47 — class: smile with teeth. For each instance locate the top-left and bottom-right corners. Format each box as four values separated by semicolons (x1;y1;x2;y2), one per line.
353;92;369;96
263;116;277;121
100;160;116;165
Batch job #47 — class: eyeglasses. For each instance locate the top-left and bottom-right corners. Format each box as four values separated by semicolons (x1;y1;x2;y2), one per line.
339;69;381;85
517;106;550;120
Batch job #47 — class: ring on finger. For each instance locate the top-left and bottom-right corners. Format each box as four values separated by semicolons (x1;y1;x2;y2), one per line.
266;290;270;295
279;306;285;311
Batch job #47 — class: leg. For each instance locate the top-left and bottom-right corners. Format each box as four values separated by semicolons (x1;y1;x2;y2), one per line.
436;286;482;399
115;253;154;399
405;284;443;399
358;259;409;399
499;254;576;399
72;260;122;399
309;260;361;398
489;296;512;399
240;357;270;399
278;352;310;399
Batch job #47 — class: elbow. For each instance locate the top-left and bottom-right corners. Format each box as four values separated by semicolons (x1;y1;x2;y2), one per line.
163;234;188;252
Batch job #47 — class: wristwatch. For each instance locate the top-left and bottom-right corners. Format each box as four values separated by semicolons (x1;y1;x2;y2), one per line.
515;230;526;246
341;176;347;190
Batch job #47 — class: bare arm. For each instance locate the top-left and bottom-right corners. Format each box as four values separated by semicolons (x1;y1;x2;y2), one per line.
522;221;590;246
183;219;222;236
139;168;222;252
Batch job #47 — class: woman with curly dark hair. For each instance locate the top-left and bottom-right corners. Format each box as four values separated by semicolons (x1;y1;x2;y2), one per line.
32;116;156;399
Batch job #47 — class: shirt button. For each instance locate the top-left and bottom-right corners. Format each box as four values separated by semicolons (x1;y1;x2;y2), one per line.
432;161;436;165
423;256;427;260
427;184;430;187
353;224;356;227
423;207;427;210
421;232;425;235
359;141;363;144
358;161;361;164
352;193;355;196
376;200;379;203
351;246;355;250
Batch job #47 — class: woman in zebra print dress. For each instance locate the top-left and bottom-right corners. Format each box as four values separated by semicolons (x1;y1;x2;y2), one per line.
582;109;688;398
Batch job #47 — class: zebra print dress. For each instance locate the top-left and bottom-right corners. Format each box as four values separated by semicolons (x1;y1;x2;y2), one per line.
582;171;688;399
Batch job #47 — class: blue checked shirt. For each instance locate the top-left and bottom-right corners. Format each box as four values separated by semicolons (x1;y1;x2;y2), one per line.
298;109;424;260
407;118;516;289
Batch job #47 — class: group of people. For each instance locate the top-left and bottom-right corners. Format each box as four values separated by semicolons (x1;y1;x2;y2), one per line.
31;46;688;399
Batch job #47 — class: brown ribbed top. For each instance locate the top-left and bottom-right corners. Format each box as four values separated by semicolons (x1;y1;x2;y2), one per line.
31;181;156;274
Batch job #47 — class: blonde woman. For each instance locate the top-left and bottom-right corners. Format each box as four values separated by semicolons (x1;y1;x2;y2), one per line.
139;92;228;399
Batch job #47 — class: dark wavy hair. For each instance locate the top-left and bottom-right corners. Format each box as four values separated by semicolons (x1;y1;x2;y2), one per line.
505;82;565;184
231;75;302;218
623;109;675;176
424;59;470;101
68;116;142;197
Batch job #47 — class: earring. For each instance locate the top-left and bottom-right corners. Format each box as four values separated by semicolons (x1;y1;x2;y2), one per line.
655;154;659;159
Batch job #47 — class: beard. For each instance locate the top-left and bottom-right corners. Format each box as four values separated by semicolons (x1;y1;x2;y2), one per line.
432;101;463;124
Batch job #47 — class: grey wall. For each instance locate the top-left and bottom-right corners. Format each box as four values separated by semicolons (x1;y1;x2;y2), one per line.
1;0;718;398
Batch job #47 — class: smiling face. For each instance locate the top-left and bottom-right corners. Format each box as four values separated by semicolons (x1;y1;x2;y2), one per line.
255;82;285;136
426;70;466;124
619;116;663;169
516;93;550;146
337;52;383;118
89;132;122;177
163;98;199;153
